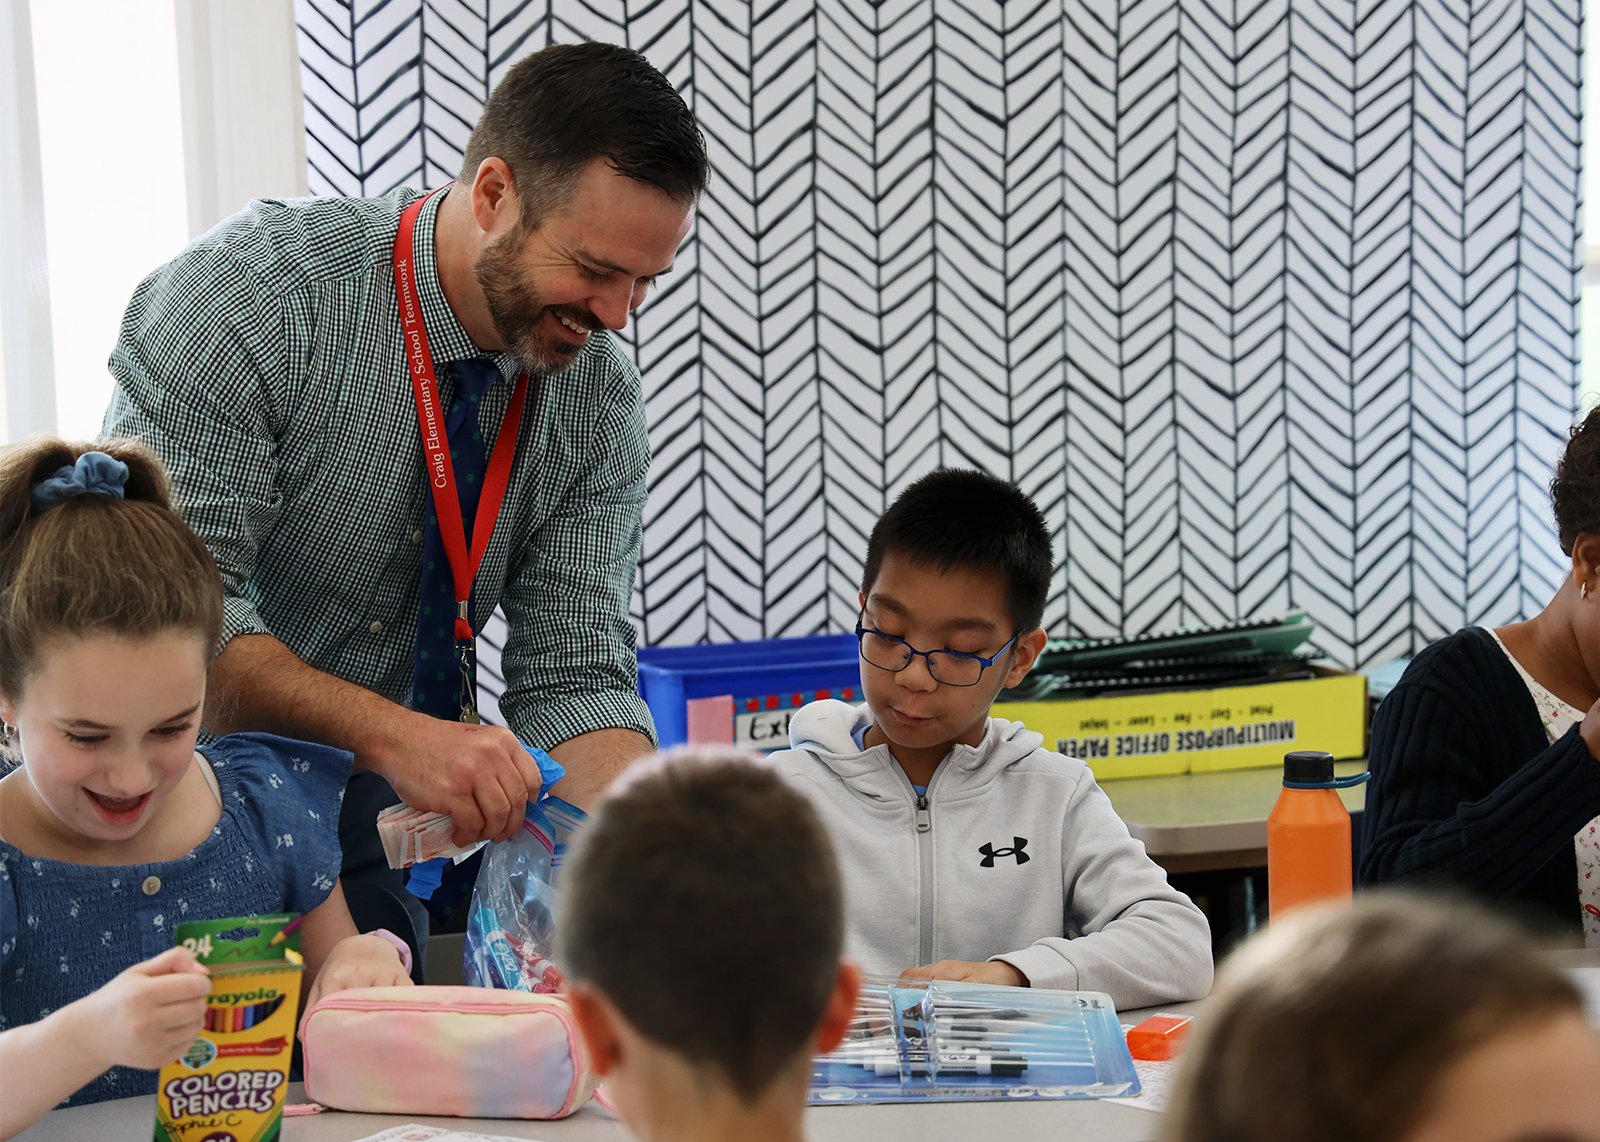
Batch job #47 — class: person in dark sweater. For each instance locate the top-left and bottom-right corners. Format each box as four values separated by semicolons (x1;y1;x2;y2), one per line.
1360;408;1600;940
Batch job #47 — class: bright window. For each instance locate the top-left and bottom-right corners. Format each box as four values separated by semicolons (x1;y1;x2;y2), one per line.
1585;288;1600;411
29;0;188;439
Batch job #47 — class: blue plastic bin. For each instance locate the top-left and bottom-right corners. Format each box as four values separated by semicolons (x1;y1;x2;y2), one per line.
638;633;861;748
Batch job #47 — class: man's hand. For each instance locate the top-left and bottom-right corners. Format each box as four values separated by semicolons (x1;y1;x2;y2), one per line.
375;718;544;845
206;635;649;828
82;947;214;1072
898;960;1029;988
300;934;414;1034
208;635;544;843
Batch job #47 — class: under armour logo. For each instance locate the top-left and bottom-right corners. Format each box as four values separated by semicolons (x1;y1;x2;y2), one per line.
979;838;1031;867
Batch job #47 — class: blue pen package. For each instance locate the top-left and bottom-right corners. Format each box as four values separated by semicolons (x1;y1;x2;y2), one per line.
810;979;1139;1103
464;794;589;993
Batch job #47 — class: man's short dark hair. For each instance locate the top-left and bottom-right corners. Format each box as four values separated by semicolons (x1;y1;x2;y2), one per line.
460;41;709;225
557;749;843;1100
862;468;1053;632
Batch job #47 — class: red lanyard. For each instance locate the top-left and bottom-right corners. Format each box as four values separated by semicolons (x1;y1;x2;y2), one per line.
393;188;530;644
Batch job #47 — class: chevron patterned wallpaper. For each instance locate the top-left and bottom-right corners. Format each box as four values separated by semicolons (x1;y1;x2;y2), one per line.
296;0;1582;671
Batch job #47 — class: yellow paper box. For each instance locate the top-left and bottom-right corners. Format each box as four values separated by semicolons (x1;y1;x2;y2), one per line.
993;671;1368;779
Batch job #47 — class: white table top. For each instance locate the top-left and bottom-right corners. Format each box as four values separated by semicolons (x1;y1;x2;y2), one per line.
16;1000;1205;1142
15;1084;1165;1142
1101;760;1369;855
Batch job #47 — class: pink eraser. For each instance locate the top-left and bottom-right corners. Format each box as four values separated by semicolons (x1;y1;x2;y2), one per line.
686;695;736;744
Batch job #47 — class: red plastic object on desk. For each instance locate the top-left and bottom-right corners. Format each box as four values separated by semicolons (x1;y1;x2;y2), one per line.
1126;1014;1192;1061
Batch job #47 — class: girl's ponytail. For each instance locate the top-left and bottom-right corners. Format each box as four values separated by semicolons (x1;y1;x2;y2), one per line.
0;437;223;699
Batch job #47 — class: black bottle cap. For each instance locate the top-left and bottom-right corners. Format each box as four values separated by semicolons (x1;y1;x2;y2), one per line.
1283;750;1335;786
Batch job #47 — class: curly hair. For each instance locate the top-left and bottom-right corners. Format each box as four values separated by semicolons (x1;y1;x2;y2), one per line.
1550;404;1600;553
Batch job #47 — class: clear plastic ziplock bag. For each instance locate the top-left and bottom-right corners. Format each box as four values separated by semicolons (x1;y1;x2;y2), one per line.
810;978;1139;1103
463;795;589;993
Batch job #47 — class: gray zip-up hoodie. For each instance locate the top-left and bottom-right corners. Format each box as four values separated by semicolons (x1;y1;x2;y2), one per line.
766;700;1214;1009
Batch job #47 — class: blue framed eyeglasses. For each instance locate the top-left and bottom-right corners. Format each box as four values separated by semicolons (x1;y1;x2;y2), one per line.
854;620;1020;687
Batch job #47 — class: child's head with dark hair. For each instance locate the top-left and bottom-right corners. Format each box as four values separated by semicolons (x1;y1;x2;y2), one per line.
1161;893;1600;1142
862;468;1053;632
558;748;861;1129
854;470;1053;778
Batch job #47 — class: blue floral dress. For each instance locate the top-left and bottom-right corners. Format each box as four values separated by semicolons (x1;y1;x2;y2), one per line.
0;733;351;1106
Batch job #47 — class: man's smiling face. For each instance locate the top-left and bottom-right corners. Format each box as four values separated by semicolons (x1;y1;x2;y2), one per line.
474;157;693;374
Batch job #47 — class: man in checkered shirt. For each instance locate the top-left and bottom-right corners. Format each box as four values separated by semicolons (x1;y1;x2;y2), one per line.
103;44;706;957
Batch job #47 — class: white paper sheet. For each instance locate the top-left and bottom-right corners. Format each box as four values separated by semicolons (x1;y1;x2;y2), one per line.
348;1127;549;1142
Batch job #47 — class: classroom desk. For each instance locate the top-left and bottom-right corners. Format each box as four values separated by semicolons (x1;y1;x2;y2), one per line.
1101;760;1369;875
15;1088;1162;1142
15;1002;1203;1142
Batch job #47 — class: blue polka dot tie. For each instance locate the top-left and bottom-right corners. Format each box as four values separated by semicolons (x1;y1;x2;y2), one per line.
412;357;501;720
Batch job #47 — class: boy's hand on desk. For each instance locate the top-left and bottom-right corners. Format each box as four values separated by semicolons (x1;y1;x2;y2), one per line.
301;933;415;1021
899;960;1029;988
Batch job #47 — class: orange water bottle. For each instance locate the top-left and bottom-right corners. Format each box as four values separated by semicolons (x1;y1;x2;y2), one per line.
1267;750;1370;918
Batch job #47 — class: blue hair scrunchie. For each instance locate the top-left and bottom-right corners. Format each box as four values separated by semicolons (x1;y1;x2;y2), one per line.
29;452;130;515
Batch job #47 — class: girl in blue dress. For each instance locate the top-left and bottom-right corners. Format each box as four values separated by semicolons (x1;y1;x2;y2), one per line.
0;439;414;1135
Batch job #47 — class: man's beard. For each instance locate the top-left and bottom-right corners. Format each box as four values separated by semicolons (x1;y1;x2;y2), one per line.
474;227;601;375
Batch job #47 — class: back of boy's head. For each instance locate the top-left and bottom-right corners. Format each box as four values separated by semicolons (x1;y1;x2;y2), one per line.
0;437;223;698
1161;893;1583;1142
557;748;843;1101
861;468;1052;631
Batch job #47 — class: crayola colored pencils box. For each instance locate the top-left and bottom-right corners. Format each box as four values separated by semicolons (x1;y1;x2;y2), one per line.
154;914;304;1142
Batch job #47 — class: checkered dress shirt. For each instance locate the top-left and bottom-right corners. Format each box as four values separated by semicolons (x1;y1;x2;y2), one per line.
104;187;656;750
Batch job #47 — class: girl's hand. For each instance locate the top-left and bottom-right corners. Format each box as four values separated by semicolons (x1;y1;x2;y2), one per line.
0;947;211;1141
300;933;413;1017
83;946;213;1071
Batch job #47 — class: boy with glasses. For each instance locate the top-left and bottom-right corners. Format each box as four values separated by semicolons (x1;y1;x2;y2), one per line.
767;469;1213;1007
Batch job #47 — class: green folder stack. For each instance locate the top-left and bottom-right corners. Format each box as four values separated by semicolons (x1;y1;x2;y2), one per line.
1002;612;1322;702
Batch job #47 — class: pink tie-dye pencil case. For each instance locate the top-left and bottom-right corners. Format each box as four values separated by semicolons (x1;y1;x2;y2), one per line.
301;985;598;1119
